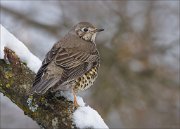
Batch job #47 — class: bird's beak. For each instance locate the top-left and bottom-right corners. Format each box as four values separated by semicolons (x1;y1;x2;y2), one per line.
95;28;104;32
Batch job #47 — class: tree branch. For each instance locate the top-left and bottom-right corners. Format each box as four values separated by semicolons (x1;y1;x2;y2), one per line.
0;47;77;129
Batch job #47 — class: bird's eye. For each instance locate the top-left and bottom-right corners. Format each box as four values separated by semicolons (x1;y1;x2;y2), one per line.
82;28;88;32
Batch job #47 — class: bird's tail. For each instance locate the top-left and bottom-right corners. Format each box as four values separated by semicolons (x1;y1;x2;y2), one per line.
29;78;59;95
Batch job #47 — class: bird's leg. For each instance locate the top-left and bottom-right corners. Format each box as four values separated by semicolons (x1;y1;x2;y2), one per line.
72;89;79;108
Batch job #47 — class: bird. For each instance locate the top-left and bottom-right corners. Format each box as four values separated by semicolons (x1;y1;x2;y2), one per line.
30;22;104;107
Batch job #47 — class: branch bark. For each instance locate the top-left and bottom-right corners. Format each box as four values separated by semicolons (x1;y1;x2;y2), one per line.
0;47;77;129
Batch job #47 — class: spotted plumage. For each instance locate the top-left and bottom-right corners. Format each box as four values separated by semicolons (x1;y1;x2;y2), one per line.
74;67;98;92
30;22;104;107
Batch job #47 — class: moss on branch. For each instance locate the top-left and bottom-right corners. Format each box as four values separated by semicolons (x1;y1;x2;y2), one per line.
0;48;77;129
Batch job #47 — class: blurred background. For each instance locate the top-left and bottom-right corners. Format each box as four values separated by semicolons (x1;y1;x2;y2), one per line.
0;0;179;128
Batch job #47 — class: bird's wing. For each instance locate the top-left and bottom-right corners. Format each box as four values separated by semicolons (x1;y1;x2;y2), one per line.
30;42;61;94
54;47;99;85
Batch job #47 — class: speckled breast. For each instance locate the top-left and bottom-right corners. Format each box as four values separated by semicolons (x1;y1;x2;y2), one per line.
74;67;98;92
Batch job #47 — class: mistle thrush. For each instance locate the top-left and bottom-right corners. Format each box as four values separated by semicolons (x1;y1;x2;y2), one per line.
30;22;104;107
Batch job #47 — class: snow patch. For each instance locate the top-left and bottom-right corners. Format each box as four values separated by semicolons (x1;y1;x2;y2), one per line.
73;106;109;129
0;24;41;73
56;91;109;128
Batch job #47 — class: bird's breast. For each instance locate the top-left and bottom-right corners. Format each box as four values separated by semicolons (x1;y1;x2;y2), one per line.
74;67;98;92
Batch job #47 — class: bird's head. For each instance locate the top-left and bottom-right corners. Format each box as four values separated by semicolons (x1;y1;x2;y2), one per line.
70;22;104;43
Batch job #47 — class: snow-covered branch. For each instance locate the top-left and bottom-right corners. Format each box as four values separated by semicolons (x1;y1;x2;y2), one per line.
0;25;108;129
0;24;42;73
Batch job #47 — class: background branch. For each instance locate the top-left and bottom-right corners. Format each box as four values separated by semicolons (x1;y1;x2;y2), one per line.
0;5;60;35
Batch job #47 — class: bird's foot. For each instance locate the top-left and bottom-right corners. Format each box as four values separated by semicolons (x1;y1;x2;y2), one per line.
72;89;80;109
74;99;80;109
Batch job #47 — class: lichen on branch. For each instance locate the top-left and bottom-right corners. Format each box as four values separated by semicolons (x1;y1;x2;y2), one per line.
0;47;77;129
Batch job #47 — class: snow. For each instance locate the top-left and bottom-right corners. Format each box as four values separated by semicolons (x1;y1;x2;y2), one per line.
73;106;109;129
0;24;42;73
57;91;109;129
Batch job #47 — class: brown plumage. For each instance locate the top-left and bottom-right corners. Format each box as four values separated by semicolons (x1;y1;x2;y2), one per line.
30;22;104;107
